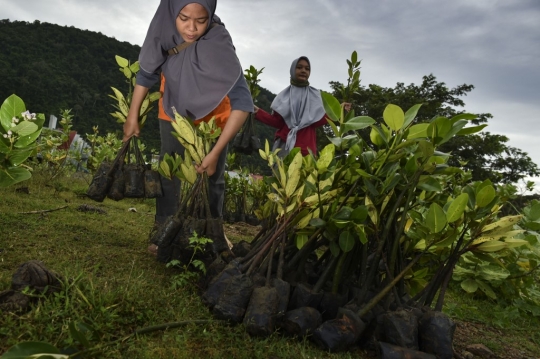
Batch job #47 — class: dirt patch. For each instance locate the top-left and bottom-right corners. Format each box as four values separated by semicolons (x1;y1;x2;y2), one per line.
453;320;538;359
224;222;261;242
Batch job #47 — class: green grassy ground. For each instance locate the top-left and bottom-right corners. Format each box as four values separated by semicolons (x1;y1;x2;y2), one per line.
1;171;539;358
0;172;369;358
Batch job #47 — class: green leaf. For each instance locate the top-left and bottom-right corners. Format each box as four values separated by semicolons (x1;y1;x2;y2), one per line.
14;128;43;148
296;234;309;250
476;241;507;252
427;117;452;144
357;225;368;244
439;119;468;145
418;177;443;192
7;148;33;166
333;206;353;221
329;241;341;257
320;91;341;123
339;231;355;253
115;55;129;68
309;218;326;228
370;126;387;146
446;193;469;223
426;203;447;233
461;279;478;293
1;341;65;359
69;322;91;348
403;104;422;128
383;104;405;131
528;203;540;221
457;124;488;136
11;121;38;136
350;206;368;223
476;185;496;208
450;113;478;121
476;279;497;299
342;116;375;132
1;94;26;132
129;61;140;73
285;152;302;197
316;144;335;173
407;123;429;139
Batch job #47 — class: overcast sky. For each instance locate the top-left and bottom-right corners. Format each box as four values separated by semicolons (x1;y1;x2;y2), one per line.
1;0;539;190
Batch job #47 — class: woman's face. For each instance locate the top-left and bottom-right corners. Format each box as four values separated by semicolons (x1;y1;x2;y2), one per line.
294;59;311;82
176;3;209;43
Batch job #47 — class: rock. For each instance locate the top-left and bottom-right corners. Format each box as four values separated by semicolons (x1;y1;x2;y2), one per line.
466;344;495;358
462;351;474;359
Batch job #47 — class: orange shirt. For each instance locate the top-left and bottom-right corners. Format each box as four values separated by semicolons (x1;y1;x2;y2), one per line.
158;74;231;130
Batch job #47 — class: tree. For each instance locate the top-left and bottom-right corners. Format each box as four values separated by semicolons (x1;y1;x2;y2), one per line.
327;74;539;184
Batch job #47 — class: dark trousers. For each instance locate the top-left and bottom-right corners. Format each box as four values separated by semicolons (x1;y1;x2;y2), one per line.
155;120;227;224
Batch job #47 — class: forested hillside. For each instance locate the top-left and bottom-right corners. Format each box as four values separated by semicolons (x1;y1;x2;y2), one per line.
0;19;275;172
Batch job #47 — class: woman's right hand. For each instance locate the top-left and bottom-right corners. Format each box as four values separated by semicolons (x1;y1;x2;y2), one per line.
123;115;140;142
122;84;149;142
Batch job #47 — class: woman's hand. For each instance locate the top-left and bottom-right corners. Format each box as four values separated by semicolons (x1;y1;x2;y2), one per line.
123;114;140;142
196;151;219;176
253;105;260;114
123;84;150;142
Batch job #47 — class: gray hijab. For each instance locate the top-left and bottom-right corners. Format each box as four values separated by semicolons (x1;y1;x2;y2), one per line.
139;0;242;120
270;56;326;154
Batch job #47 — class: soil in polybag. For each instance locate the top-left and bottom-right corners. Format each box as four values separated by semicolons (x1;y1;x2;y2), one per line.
11;260;63;294
202;261;242;309
0;289;30;312
87;161;113;202
311;309;365;353
123;163;145;198
376;309;419;350
107;167;125;201
243;286;279;337
272;278;290;317
212;274;254;323
144;169;163;198
377;342;436;359
288;283;323;310
155;215;184;263
418;310;455;359
318;291;348;322
205;218;230;255
279;307;322;337
232;240;252;258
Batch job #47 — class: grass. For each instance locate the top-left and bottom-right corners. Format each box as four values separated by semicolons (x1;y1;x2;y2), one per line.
0;171;369;358
1;170;539;358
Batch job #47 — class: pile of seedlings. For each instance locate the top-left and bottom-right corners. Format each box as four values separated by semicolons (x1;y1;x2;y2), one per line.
142;59;531;356
151;111;231;264
87;136;162;202
232;65;263;156
188;97;528;357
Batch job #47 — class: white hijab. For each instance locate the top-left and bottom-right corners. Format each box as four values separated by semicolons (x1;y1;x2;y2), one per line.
270;56;326;154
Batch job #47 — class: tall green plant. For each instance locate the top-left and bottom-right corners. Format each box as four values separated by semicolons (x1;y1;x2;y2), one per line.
0;94;45;187
108;55;161;128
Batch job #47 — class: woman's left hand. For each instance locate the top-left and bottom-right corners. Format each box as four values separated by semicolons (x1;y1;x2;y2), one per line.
196;151;219;176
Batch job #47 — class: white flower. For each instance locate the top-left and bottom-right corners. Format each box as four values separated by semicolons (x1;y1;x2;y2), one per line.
7;130;12;136
2;134;7;138
21;111;36;121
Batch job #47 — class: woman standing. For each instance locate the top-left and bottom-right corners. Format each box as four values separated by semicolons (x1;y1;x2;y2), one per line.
254;56;327;157
123;0;253;251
